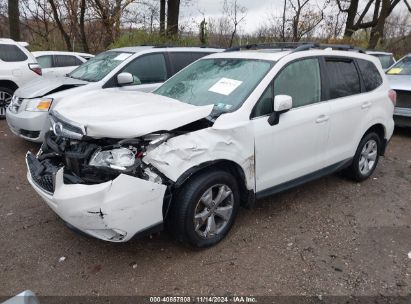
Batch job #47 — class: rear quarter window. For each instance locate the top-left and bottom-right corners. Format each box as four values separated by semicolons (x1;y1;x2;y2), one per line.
357;59;383;92
0;44;28;62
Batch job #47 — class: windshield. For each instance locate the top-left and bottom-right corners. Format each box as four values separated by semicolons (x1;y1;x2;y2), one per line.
373;54;395;69
68;51;132;82
387;56;411;75
154;58;273;112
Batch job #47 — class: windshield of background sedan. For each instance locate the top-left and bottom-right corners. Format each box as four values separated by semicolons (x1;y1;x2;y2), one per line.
374;55;395;69
68;51;132;82
154;58;273;112
387;56;411;75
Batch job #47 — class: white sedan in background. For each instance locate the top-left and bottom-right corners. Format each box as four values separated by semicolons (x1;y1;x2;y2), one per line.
33;51;94;77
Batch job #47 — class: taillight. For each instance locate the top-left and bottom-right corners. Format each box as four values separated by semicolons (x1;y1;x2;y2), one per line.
388;89;396;106
28;63;42;76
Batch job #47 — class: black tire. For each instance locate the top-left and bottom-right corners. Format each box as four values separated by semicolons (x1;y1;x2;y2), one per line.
344;132;381;182
0;86;14;119
168;170;240;247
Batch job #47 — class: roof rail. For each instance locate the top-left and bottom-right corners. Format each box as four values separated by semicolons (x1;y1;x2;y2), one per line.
152;44;223;49
224;42;310;52
224;42;365;54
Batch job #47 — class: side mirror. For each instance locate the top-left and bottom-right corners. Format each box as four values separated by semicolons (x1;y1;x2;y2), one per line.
117;72;134;86
268;95;292;126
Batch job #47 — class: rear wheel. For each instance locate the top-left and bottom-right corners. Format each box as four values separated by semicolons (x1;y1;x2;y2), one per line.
169;170;240;247
0;86;14;119
345;132;381;182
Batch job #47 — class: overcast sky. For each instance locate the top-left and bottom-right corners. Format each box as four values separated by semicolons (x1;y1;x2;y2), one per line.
181;0;285;33
180;0;409;34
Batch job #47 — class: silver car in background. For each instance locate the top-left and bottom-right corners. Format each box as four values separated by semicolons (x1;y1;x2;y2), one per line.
386;54;411;127
366;51;396;71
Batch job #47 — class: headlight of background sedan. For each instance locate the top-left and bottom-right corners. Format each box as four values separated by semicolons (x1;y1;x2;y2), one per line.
89;148;136;171
25;98;53;112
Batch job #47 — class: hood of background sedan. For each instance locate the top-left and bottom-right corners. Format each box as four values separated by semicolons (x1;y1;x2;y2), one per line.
14;76;88;98
387;75;411;91
53;89;214;138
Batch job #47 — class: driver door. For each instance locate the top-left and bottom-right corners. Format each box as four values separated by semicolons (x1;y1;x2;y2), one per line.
251;57;330;193
119;53;168;92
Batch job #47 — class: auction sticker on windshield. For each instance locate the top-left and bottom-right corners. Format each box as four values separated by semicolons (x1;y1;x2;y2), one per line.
208;78;243;96
114;53;132;61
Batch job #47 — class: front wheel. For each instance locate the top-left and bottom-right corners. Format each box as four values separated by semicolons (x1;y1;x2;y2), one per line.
345;132;381;182
169;170;240;247
0;86;14;119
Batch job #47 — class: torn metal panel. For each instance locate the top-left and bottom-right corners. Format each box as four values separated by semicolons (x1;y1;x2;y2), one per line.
52;90;214;138
143;125;256;191
27;167;166;242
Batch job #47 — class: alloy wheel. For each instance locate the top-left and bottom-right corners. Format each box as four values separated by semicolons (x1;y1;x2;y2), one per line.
0;90;12;117
359;139;378;175
193;184;234;239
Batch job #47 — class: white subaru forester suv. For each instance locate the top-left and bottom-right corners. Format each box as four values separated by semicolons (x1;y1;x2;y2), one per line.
26;44;395;247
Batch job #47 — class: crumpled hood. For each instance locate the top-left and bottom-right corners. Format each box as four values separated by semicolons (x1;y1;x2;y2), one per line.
53;89;214;138
14;76;88;98
387;75;411;91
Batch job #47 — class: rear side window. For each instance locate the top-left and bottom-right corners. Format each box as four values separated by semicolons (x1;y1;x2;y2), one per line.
54;55;82;67
169;52;211;74
357;59;383;92
123;53;167;84
325;59;360;99
36;55;53;68
0;44;28;62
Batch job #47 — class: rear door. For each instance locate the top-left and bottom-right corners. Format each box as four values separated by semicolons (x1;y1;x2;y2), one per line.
323;57;367;166
119;53;168;92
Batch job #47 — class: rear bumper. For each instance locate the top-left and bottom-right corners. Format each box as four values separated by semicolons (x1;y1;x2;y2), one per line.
394;107;411;127
6;107;49;142
26;152;167;242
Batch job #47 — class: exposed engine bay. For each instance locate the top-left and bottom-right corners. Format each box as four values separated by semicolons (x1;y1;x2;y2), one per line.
27;115;214;194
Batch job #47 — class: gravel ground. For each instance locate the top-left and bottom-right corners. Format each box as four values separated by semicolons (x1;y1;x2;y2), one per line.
0;120;410;297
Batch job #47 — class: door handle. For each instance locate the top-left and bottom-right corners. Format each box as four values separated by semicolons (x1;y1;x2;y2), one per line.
316;115;329;123
361;102;372;109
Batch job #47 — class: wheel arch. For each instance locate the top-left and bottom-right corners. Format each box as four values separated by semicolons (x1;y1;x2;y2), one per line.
363;123;387;155
0;80;18;92
164;159;255;216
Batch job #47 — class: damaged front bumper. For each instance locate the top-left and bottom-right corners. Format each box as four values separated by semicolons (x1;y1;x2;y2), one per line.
26;152;167;242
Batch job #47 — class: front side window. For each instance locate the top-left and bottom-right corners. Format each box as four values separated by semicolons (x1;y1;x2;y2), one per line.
54;55;79;67
325;59;360;99
274;58;321;108
122;53;167;85
387;56;411;75
68;51;132;82
0;44;28;62
357;59;383;92
36;55;53;68
169;52;211;74
155;58;273;113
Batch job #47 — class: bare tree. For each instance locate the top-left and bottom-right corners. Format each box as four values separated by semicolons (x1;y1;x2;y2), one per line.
8;0;21;40
289;0;324;42
222;0;247;47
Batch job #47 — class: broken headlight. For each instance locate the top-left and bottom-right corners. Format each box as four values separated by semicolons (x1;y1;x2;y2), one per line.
25;98;53;112
89;147;135;171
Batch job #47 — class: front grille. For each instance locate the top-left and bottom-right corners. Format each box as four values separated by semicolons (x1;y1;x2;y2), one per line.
20;129;40;139
27;153;57;193
395;90;411;109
